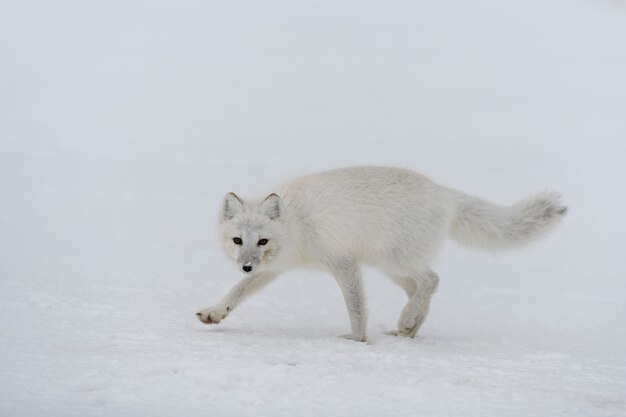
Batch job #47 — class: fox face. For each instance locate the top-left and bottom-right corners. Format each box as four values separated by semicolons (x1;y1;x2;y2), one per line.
219;192;286;274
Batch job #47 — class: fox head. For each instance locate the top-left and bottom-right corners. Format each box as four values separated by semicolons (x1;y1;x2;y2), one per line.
219;192;286;274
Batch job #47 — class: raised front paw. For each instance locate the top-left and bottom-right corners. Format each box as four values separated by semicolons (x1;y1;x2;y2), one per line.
196;305;230;324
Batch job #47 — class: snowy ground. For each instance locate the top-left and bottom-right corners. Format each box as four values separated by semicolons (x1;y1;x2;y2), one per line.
1;0;626;416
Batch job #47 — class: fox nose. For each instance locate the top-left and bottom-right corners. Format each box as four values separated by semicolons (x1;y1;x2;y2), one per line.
242;264;253;273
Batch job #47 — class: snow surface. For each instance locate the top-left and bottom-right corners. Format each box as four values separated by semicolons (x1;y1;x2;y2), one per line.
1;0;626;416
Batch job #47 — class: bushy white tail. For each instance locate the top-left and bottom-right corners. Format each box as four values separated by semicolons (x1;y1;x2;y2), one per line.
450;192;567;250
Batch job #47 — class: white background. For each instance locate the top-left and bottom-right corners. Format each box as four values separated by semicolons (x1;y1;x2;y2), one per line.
1;0;625;416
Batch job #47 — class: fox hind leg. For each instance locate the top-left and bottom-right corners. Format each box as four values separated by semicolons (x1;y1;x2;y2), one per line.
391;269;439;337
390;275;418;298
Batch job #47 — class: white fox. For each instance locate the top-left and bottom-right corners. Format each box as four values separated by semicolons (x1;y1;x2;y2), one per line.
196;166;566;342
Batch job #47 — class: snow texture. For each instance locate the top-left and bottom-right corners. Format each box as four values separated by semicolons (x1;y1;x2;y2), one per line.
1;0;625;416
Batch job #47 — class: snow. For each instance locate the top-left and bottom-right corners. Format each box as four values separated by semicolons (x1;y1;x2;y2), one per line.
1;0;625;416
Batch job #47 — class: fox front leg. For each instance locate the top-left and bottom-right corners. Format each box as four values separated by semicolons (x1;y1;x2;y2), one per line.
331;260;367;342
196;271;279;325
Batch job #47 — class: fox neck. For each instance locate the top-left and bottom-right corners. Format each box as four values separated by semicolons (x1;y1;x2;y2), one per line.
271;212;306;271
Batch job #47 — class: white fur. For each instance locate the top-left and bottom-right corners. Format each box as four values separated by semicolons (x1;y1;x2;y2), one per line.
197;166;567;342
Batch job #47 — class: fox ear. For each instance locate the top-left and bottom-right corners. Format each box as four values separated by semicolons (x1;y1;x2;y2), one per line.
222;192;243;220
260;193;282;220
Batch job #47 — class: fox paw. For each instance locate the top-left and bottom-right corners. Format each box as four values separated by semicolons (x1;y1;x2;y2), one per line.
385;329;416;338
339;333;367;343
196;305;230;324
387;315;422;338
386;321;420;338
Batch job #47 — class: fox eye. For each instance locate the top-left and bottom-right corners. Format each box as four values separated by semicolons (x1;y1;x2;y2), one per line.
233;237;242;245
257;238;268;246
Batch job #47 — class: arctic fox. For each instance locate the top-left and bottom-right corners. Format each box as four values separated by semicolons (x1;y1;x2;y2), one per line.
196;166;566;342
